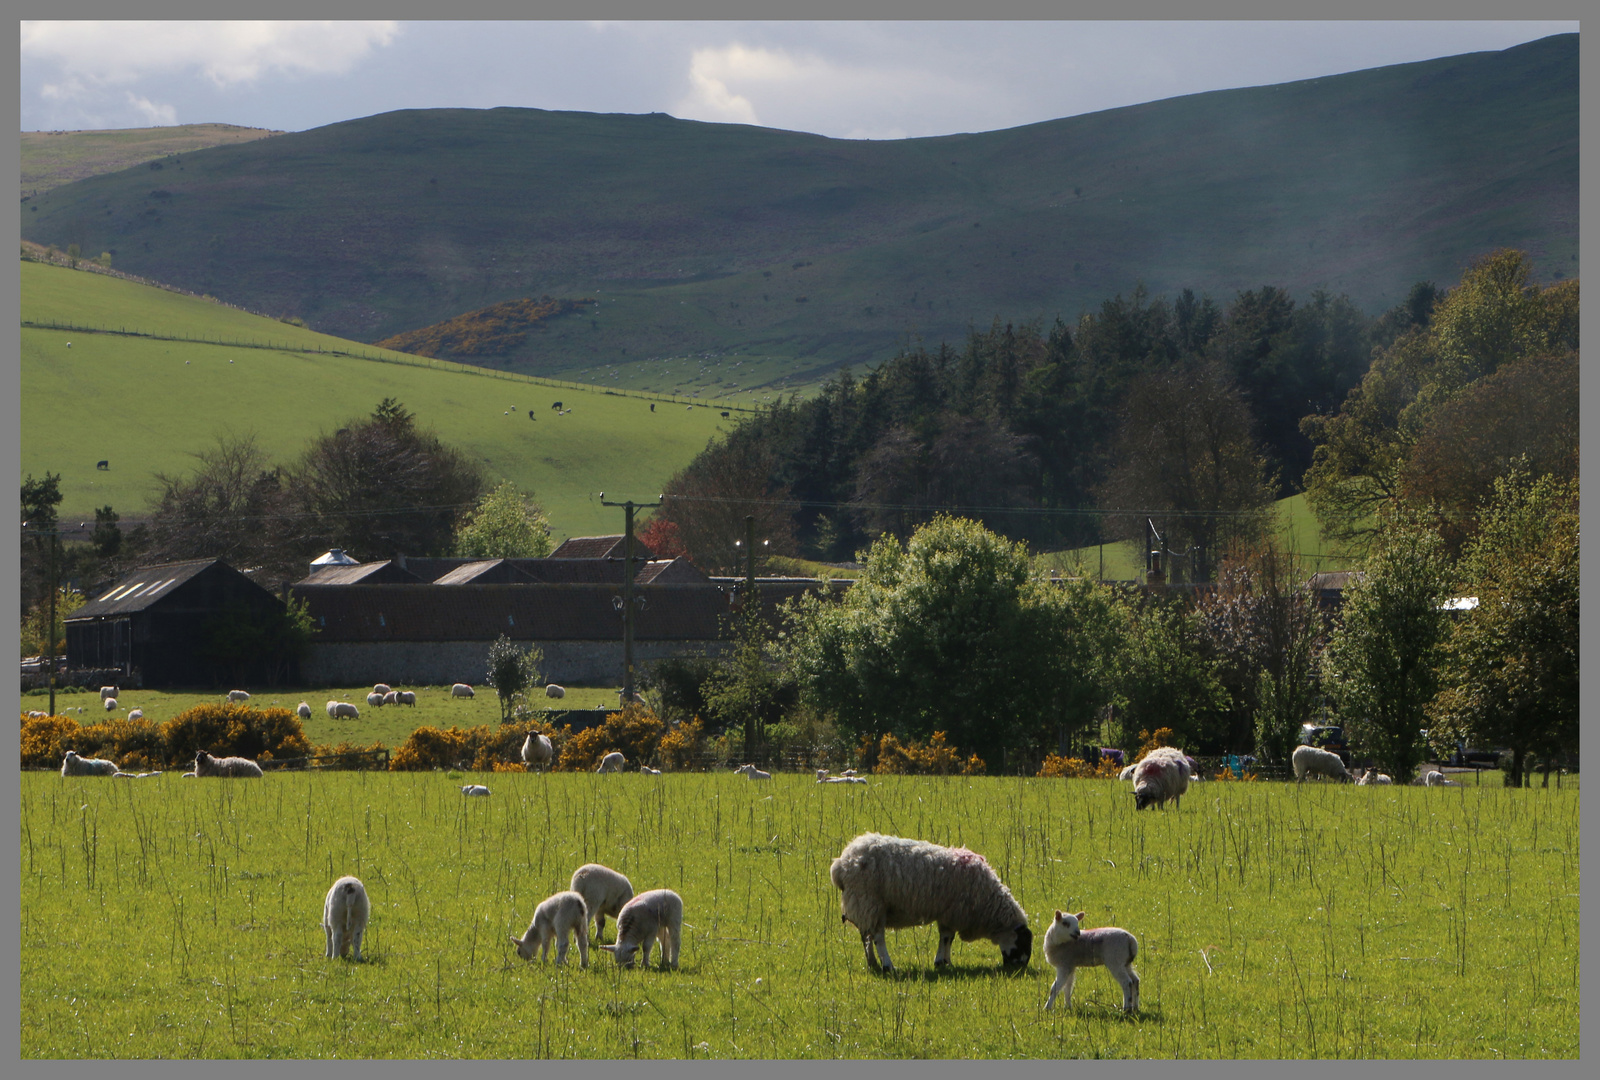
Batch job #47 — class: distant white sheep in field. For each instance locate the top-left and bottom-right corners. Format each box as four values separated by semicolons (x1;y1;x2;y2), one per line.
327;701;359;719
1118;764;1136;782
373;684;391;695
27;710;46;719
521;732;553;769
461;784;491;796
127;708;144;722
829;832;1031;972
323;876;370;961
1042;910;1140;1012
366;691;386;708
227;689;251;703
1424;770;1456;787
597;752;626;774
640;764;662;775
194;750;264;778
545;684;565;699
1356;768;1394;786
734;763;771;781
61;750;118;777
99;685;119;701
1292;744;1351;784
570;863;634;942
297;702;312;719
103;697;118;711
1133;751;1189;810
510;891;590;966
451;683;475;698
600;889;682;970
396;690;416;706
383;690;399;706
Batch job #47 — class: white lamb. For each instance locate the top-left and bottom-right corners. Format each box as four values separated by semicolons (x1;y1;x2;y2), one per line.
1292;744;1351;784
545;684;566;699
600;889;683;970
127;708;144;722
640;765;662;775
323;876;371;961
327;701;359;719
570;863;635;942
1118;764;1136;782
521;732;554;769
227;689;251;703
1042;910;1140;1012
451;683;475;698
103;697;118;711
396;691;416;706
1132;752;1189;810
597;751;626;774
193;750;264;778
61;750;118;777
461;784;491;796
734;763;771;780
1424;770;1456;787
366;692;386;708
297;702;313;719
1356;768;1394;786
829;832;1032;972
510;890;590;966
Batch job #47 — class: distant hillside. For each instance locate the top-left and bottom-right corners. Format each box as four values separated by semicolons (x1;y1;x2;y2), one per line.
21;35;1577;395
374;296;594;358
20;123;281;200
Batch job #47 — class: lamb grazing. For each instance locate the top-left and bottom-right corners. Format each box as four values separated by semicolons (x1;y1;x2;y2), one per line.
596;751;627;774
734;763;771;781
103;697;118;711
1043;911;1140;1013
366;691;386;708
383;690;399;706
323;876;371;961
373;683;392;696
1132;753;1189;810
1425;770;1456;787
227;689;251;703
520;732;553;769
193;750;264;778
127;708;144;722
1118;764;1137;782
327;701;359;719
451;683;475;698
61;750;119;777
545;684;566;699
461;784;491;796
599;889;683;970
1292;744;1351;784
396;690;416;706
570;863;635;943
297;702;313;720
829;832;1031;973
99;685;119;701
510;890;590;966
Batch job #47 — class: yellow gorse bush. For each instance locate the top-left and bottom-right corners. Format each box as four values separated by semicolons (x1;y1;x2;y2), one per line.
1037;753;1124;779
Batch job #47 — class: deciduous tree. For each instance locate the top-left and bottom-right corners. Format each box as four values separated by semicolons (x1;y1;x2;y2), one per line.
453;480;552;558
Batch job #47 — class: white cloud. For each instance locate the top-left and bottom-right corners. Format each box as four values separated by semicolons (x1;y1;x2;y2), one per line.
20;20;400;89
125;92;178;126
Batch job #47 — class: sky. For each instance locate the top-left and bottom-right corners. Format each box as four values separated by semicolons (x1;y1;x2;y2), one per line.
18;20;1579;139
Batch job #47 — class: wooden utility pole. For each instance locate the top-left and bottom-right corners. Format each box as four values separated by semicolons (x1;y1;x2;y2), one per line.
601;496;661;705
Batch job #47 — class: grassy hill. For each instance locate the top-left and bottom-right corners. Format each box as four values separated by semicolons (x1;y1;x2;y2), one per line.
21;123;281;200
19;36;1577;396
21;259;741;533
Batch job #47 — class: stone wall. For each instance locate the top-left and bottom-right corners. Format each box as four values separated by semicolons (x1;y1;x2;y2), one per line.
300;639;728;688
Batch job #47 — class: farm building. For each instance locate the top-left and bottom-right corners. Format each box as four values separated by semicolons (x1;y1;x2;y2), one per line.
64;558;289;688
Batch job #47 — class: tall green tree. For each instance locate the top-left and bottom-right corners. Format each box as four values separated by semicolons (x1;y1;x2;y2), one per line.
485;634;544;723
453;480;553;558
1321;509;1452;782
1107;592;1230;753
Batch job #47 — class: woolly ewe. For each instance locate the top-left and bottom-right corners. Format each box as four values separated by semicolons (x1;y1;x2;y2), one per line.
451;683;475;698
193;750;264;778
1133;752;1189;810
1292;744;1351;783
327;701;359;719
103;697;118;711
600;889;683;970
545;684;566;699
510;890;590;966
227;690;251;703
829;833;1031;972
323;876;371;960
521;732;553;769
61;750;118;777
127;708;144;722
297;702;313;720
373;684;392;695
1043;911;1140;1012
366;692;386;708
396;690;416;706
1424;770;1456;787
461;784;491;796
570;863;635;942
734;763;771;780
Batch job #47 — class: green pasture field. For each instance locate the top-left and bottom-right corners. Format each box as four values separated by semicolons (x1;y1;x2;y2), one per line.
21;260;737;535
19;772;1578;1058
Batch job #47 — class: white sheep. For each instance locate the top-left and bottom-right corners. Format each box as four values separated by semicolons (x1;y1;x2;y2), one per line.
734;763;771;781
451;683;475;698
227;689;251;703
640;765;662;775
383;690;399;706
181;771;197;778
194;750;264;778
99;685;119;701
816;768;830;781
27;710;46;719
366;691;386;708
1132;752;1189;810
373;683;392;695
840;769;858;777
510;890;590;966
599;889;682;970
829;832;1032;972
461;784;491;796
569;863;635;942
1292;744;1351;784
323;876;371;961
326;701;359;719
545;684;566;699
127;708;144;722
103;697;118;711
1118;764;1136;782
819;776;867;785
596;751;626;774
1042;910;1140;1012
1424;770;1456;787
61;750;119;777
297;702;313;720
521;732;554;769
1356;768;1395;786
396;690;416;706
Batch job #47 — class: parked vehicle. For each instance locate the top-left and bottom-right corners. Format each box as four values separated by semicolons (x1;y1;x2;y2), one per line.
1299;724;1350;764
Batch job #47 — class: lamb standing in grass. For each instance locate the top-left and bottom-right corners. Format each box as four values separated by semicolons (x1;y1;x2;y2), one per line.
570;863;634;942
1292;744;1351;783
599;889;683;970
61;750;119;777
521;732;553;770
227;690;251;703
194;750;264;778
1132;752;1189;810
829;833;1032;972
1042;910;1140;1012
323;876;371;961
1424;770;1456;787
509;890;590;966
597;752;626;774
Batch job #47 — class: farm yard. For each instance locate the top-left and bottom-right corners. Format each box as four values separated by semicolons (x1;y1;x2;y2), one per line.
18;769;1578;1059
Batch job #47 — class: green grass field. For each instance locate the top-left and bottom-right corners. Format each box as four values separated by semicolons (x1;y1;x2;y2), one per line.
19;771;1578;1058
21;260;738;536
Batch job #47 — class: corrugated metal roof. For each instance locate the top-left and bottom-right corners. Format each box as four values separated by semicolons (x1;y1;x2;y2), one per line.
69;559;223;618
297;560;422;586
549;535;655;560
433;559;536;585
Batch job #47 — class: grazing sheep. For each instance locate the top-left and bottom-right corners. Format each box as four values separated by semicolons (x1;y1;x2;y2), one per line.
597;752;626;774
126;708;144;722
193;750;264;778
640;765;662;775
570;863;635;943
396;690;416;706
461;784;491;796
821;776;868;785
323;876;371;961
451;683;475;698
373;684;392;695
297;702;313;720
1132;753;1189;810
27;710;46;719
227;690;251;703
1356;768;1395;786
383;690;399;706
99;686;119;701
734;763;772;781
1424;770;1456;787
510;891;590;966
1118;764;1137;782
600;889;683;970
327;701;359;719
1292;744;1351;784
103;697;118;711
1043;911;1140;1012
521;732;553;769
366;692;386;708
545;684;566;699
829;832;1032;973
61;750;119;777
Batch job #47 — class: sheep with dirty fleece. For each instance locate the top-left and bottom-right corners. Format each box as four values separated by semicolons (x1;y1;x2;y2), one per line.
1043;911;1140;1012
194;750;264;778
521;732;553;769
509;890;590;966
227;689;251;703
323;876;371;961
1132;752;1189;810
570;863;633;942
600;889;683;970
61;750;118;777
1292;744;1351;783
829;833;1031;973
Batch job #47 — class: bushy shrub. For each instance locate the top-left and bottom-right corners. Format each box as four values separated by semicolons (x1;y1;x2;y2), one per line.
75;716;165;773
870;732;985;776
21;714;79;769
1136;727;1181;758
390;725;481;771
554;705;667;771
656;718;705;771
163;703;312;765
1038;753;1123;779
